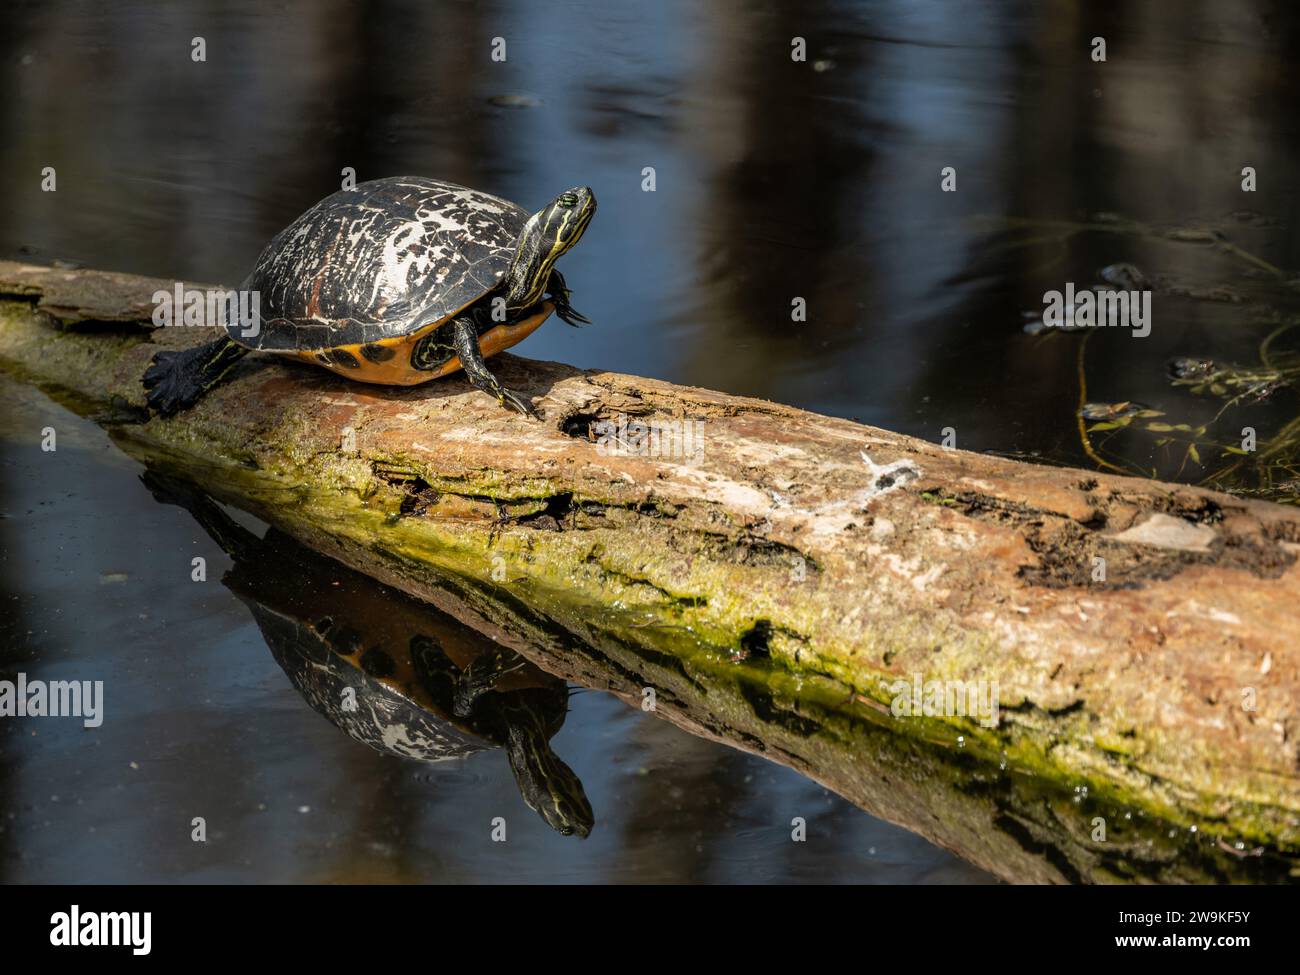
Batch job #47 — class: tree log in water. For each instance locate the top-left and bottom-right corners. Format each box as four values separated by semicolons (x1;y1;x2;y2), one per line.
2;259;1298;857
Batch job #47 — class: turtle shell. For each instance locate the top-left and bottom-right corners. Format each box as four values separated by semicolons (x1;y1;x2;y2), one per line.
222;527;568;762
251;603;490;762
225;177;530;351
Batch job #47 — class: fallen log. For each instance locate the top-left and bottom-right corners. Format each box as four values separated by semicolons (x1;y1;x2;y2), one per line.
2;260;1298;858
147;483;1277;883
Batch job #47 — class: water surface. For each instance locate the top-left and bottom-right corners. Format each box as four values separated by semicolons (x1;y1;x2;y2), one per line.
0;377;990;882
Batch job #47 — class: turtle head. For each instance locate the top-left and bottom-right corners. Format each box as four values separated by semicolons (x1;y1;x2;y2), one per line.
508;731;595;838
505;186;596;310
500;690;595;838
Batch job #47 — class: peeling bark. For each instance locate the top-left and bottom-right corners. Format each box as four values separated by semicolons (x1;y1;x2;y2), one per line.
1;259;1298;854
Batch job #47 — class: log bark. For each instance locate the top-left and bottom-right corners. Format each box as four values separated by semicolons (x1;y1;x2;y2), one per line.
2;259;1298;857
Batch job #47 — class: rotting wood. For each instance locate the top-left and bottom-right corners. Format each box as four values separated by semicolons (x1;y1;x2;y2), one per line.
180;512;1283;882
1;259;1298;853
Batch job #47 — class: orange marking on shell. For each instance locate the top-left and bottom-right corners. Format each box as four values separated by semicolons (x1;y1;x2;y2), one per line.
306;227;344;319
281;302;555;386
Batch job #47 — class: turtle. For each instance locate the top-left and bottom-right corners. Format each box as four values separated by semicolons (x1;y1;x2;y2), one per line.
142;176;596;418
141;469;594;837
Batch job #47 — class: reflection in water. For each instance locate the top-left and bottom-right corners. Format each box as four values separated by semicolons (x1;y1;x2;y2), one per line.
2;372;1296;881
130;465;1300;883
141;471;594;838
0;375;988;883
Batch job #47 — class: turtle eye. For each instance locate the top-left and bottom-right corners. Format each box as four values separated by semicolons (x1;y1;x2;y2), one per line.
558;192;578;208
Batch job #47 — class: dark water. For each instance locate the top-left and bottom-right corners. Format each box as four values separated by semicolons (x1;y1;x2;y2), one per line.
4;0;1300;882
0;378;987;882
7;0;1300;471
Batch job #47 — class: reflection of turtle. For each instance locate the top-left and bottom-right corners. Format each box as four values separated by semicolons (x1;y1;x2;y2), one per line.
143;471;593;836
143;177;596;418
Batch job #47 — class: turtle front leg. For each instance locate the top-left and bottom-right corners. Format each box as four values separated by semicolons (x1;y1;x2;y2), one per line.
450;646;530;718
449;315;538;418
546;269;590;326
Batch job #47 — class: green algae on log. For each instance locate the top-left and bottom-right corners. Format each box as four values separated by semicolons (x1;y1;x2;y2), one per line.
2;259;1300;858
146;479;1288;883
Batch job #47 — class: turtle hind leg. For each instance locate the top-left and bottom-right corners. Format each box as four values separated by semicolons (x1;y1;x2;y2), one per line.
143;336;248;415
547;269;590;327
450;315;538;418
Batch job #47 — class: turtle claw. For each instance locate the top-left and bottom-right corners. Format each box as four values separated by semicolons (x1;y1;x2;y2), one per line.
554;300;590;328
500;387;540;420
552;290;590;327
142;338;248;416
142;349;203;416
547;270;590;327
